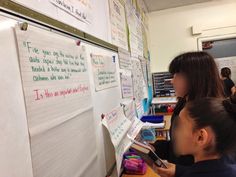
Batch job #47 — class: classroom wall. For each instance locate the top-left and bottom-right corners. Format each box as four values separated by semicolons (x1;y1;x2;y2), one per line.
148;0;236;72
0;25;33;177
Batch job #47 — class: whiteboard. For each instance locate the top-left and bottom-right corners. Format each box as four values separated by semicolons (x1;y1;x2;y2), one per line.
0;15;33;177
0;13;112;177
11;0;110;42
83;41;123;176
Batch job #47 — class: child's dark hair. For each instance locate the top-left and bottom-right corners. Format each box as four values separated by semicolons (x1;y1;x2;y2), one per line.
169;51;224;101
186;94;236;155
221;67;231;78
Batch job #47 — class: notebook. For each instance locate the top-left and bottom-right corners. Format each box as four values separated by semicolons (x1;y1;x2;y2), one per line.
130;139;168;169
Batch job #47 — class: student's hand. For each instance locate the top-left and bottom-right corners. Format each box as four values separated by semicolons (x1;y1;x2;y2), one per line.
148;143;156;151
154;161;176;177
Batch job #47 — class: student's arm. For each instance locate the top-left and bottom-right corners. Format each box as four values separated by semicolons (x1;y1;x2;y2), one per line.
175;164;191;177
231;86;236;95
154;162;176;177
229;80;235;95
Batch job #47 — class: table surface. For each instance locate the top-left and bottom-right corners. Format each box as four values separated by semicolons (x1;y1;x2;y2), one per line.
152;97;177;104
122;115;172;177
122;166;160;177
159;115;171;131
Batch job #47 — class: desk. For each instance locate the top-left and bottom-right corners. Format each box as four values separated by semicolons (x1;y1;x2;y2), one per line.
138;115;171;143
159;115;171;131
155;115;171;141
152;97;177;104
151;97;177;114
122;166;160;177
122;116;172;177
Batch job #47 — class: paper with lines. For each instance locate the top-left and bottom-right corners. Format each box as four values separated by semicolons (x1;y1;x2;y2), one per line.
102;106;131;147
15;26;97;177
125;4;143;57
91;53;118;91
15;26;92;132
118;48;131;70
131;58;147;101
102;106;132;175
115;136;132;176
120;73;133;98
108;0;128;50
123;100;136;122
136;101;144;119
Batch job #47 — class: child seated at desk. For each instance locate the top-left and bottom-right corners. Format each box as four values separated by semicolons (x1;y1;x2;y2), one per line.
155;96;236;177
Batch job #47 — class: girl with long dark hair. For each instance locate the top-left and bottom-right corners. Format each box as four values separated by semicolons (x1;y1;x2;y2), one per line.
153;51;225;175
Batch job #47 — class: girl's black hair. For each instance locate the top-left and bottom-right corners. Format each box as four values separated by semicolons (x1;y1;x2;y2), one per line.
169;51;224;101
186;94;236;155
221;67;231;79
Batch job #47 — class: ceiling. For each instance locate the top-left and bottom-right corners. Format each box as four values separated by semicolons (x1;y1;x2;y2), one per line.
143;0;214;12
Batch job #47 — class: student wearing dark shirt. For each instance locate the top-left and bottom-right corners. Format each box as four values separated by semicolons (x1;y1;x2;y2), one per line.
153;52;224;166
155;96;236;177
221;67;235;97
